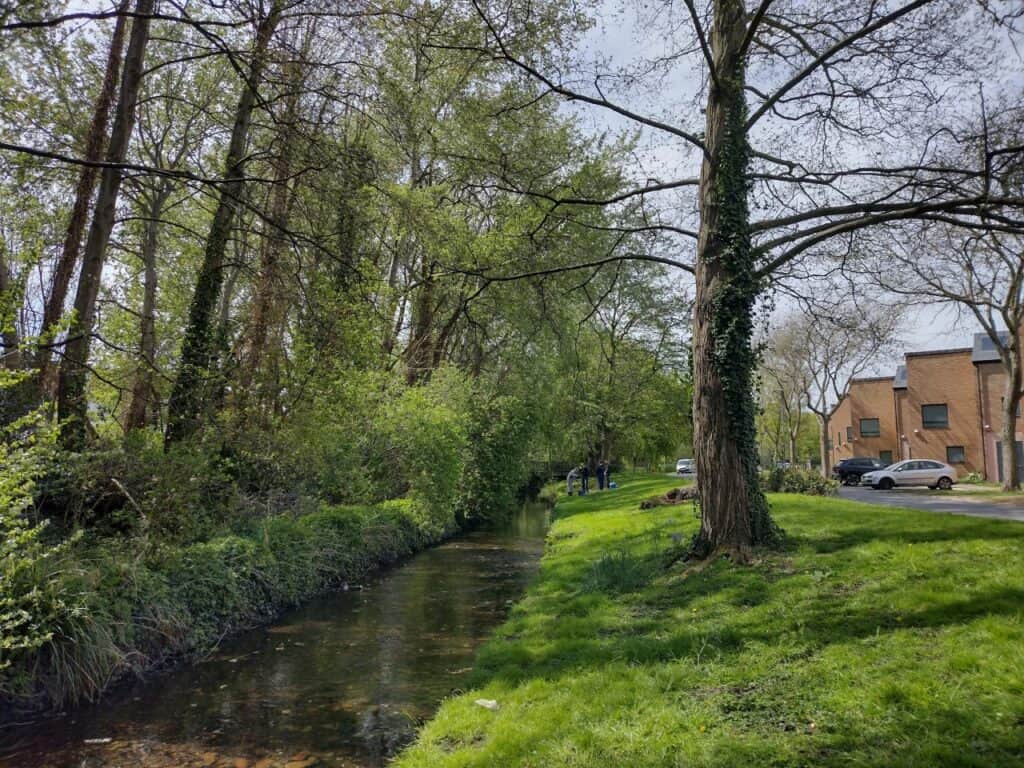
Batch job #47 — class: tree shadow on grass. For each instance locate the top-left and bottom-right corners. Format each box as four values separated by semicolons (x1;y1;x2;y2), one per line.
471;544;1024;692
788;519;1024;554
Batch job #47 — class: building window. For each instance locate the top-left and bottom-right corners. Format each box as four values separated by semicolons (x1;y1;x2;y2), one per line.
922;404;949;429
860;418;881;437
879;450;893;464
846;426;853;441
946;446;966;464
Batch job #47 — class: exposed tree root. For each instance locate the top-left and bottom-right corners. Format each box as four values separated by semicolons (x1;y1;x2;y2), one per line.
639;486;698;509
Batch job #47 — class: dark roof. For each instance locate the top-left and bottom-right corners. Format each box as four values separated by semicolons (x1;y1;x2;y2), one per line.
893;365;907;389
972;331;1009;363
850;375;895;384
904;347;972;359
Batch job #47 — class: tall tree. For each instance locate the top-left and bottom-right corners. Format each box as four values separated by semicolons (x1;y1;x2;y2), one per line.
760;324;814;465
37;0;130;398
56;0;154;450
165;0;284;444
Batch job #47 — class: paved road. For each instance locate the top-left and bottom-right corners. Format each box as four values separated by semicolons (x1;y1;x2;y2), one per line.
838;485;1024;522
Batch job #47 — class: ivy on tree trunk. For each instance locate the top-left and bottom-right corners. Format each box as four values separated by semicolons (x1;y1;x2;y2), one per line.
691;0;779;558
164;2;282;445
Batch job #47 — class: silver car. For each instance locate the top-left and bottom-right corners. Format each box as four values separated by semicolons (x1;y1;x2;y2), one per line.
676;458;695;476
860;459;958;491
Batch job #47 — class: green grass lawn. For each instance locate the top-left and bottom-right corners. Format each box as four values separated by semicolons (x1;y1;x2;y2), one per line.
396;475;1024;767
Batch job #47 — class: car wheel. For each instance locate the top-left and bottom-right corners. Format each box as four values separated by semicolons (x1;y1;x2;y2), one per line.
878;478;894;490
937;477;953;491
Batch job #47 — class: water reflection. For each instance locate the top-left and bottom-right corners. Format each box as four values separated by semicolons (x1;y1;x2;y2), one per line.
1;504;550;768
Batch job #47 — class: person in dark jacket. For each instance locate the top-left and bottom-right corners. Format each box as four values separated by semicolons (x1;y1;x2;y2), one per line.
596;460;607;490
580;463;590;495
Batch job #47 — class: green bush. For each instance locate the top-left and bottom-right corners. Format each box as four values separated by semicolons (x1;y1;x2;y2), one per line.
456;395;536;526
37;433;240;543
762;467;838;496
366;371;469;527
0;386;77;694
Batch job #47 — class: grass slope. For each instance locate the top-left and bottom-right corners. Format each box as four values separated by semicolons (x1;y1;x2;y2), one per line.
397;475;1024;767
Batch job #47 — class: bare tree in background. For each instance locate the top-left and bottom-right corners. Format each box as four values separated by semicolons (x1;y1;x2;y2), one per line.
874;226;1023;490
761;323;813;465
864;94;1024;489
774;307;904;478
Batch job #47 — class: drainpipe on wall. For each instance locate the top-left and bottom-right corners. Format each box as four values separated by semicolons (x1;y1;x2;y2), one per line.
976;364;989;480
894;392;903;460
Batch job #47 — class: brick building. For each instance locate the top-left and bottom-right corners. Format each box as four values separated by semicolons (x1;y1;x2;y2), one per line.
829;376;899;467
827;333;1023;482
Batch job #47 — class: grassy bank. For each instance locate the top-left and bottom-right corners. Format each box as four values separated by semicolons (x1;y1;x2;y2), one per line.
1;498;452;716
397;475;1024;767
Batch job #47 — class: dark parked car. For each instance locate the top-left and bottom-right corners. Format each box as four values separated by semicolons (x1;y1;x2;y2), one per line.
832;457;889;485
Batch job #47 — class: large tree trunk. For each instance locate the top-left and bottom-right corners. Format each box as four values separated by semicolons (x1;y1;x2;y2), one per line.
818;414;831;478
38;0;131;398
1000;349;1022;491
238;43;308;423
125;181;170;431
691;0;777;558
164;2;282;445
56;0;154;451
405;260;436;384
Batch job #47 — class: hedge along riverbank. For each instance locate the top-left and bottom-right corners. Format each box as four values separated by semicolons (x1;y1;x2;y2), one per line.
0;498;454;718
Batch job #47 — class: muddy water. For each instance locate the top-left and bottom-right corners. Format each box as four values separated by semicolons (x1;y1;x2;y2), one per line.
1;504;549;768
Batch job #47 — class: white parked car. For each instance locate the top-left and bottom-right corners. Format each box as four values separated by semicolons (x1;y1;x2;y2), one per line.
676;458;695;476
860;459;958;491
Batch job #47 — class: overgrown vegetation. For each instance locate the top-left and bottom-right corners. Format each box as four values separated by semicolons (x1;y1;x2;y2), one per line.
0;368;545;713
397;475;1024;767
761;466;839;496
3;497;450;711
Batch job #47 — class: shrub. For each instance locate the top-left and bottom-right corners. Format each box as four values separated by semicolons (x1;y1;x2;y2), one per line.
762;467;838;496
0;386;77;692
456;395;537;526
366;371;469;528
37;433;239;543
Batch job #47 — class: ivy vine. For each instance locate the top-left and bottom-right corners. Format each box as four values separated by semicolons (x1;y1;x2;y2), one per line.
707;58;781;547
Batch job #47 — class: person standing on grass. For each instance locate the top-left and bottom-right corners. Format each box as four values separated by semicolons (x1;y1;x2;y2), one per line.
596;460;607;491
580;463;590;495
566;466;578;496
604;460;612;489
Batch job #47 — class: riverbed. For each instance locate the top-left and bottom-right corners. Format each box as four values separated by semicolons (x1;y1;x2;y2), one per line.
0;504;550;768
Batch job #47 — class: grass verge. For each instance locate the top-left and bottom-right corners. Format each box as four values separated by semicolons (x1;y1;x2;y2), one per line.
396;475;1024;767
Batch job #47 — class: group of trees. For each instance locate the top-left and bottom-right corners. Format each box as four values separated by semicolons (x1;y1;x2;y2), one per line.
0;0;690;511
1;0;1021;557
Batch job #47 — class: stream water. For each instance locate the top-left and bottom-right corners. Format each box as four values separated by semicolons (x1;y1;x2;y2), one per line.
0;503;550;768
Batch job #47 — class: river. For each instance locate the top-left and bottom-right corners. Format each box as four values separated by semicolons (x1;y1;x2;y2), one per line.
0;503;550;768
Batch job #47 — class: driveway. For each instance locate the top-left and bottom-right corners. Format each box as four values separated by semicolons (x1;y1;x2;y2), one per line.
838;485;1024;522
